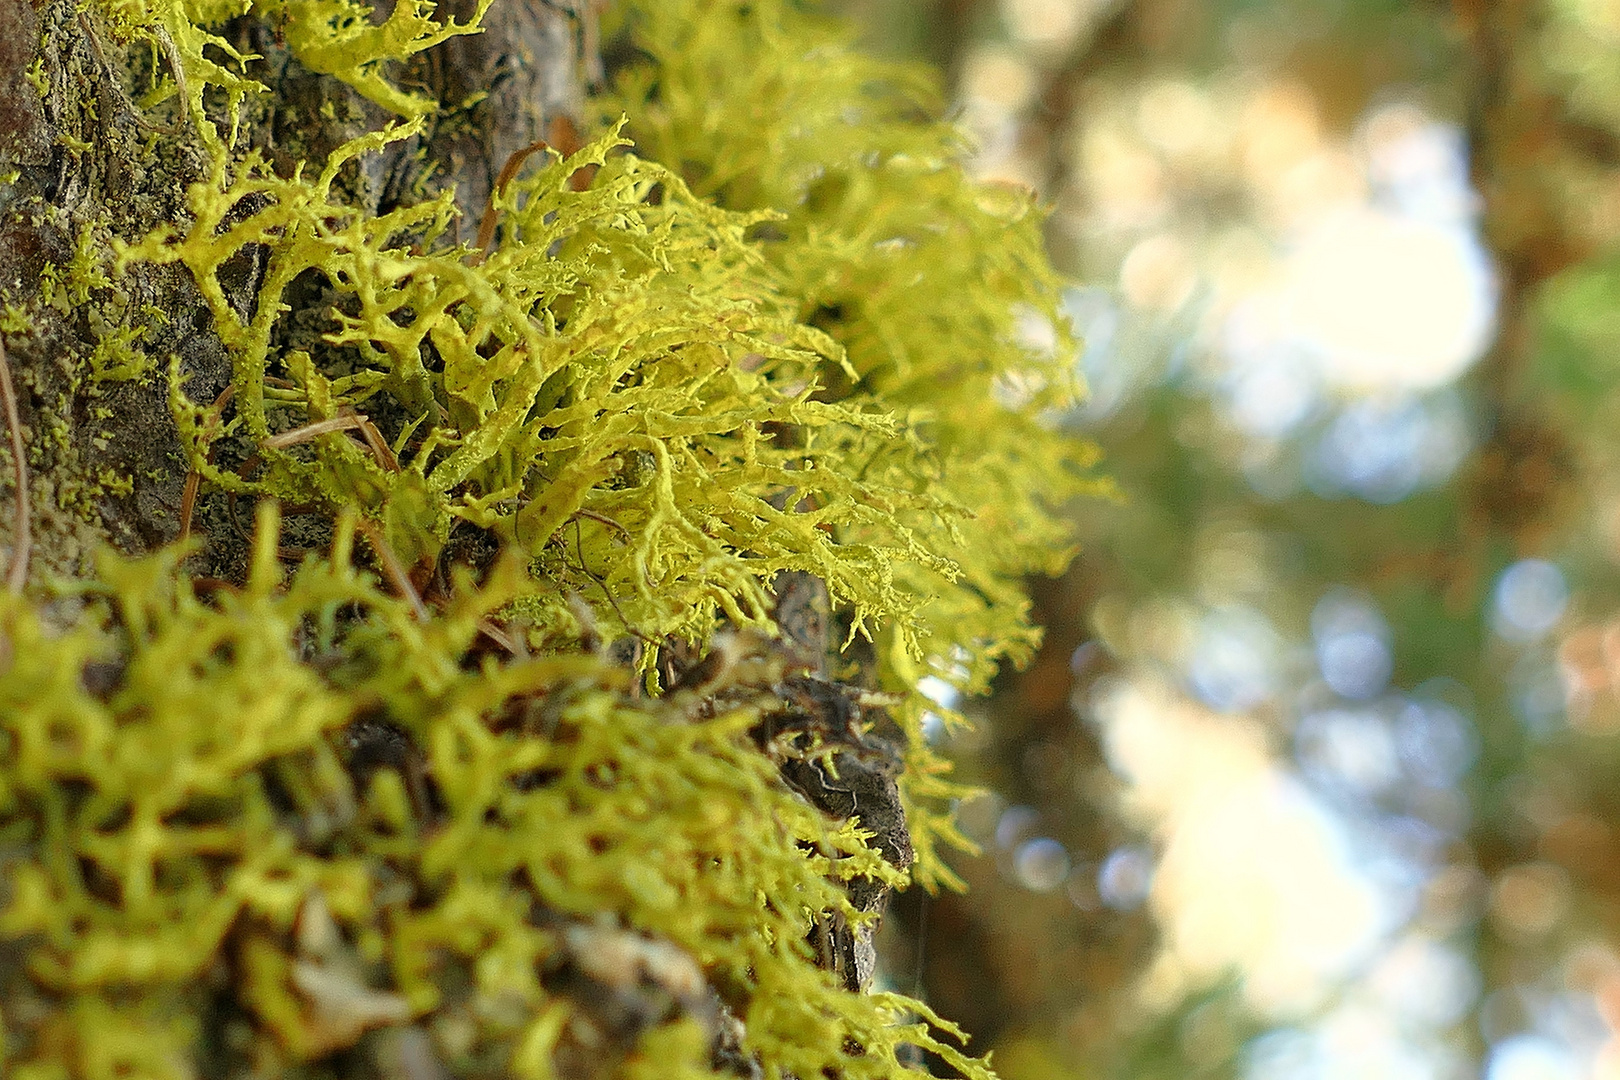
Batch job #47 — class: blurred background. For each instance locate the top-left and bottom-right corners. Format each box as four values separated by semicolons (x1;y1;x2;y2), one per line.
833;1;1620;1077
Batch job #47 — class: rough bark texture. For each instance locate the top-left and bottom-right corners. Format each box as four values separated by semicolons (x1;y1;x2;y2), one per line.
0;0;587;585
2;0;215;577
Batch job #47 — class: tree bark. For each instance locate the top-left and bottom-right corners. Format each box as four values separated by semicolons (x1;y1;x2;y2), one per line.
0;0;589;586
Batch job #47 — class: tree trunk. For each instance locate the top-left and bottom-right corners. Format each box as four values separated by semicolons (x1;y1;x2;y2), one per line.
0;7;937;1078
0;0;587;583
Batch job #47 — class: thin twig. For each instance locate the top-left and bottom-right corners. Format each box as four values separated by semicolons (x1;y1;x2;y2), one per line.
223;458;316;561
473;137;555;261
564;517;654;646
78;12;187;137
224;457;264;546
356;518;429;622
570;507;631;541
0;336;31;595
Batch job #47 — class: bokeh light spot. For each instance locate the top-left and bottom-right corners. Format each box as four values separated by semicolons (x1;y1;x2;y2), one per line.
1188;606;1282;712
1097;845;1154;910
955;791;1006;846
1137;80;1223;162
996;804;1040;850
1486;1035;1583;1080
1312;590;1394;699
1120;233;1197;311
960;46;1038;113
1283;209;1494;392
1491;863;1571;939
1296;708;1401;797
1096;683;1388;1011
1244;1028;1320;1080
1394;699;1479;787
1318;633;1393;699
1225;358;1320;438
998;0;1096;50
1015;837;1073;892
1367;934;1479;1027
1493;560;1570;643
1304;393;1471;504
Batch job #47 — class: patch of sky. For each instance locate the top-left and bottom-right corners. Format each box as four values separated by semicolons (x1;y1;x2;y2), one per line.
1187;604;1284;712
1303;391;1472;504
917;673;962;744
1492;560;1570;644
1312;589;1395;700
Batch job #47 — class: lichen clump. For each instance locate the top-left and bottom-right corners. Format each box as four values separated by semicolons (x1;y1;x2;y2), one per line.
0;0;1100;1077
1;507;978;1078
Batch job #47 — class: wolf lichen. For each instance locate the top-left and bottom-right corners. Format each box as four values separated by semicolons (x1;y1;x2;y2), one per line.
0;507;981;1080
120;117;953;659
1;0;1101;1075
96;0;491;143
604;0;1109;882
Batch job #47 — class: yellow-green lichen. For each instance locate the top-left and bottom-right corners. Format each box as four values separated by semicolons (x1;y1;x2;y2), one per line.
61;226;114;308
25;57;48;99
87;325;153;383
120;114;968;672
0;507;987;1079
603;0;1110;883
95;0;492;148
2;0;1103;1074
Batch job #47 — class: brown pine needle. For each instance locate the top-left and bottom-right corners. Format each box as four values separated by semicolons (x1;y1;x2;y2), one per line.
473;137;554;262
476;618;521;655
346;409;401;473
262;413;370;450
355;518;429;622
0;336;30;595
261;408;398;472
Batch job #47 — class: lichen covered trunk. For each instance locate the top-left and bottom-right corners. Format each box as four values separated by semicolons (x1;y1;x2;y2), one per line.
1;0;223;571
0;1;1092;1077
0;0;586;580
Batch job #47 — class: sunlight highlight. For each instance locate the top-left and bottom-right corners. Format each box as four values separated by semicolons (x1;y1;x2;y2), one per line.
1279;207;1494;392
1095;679;1387;1013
